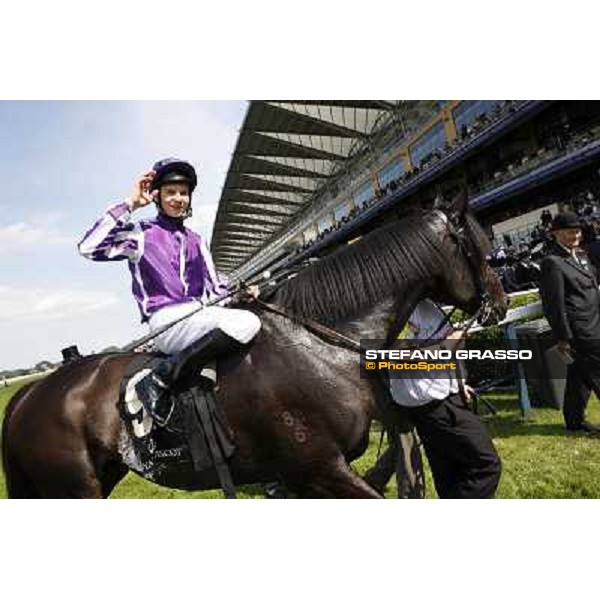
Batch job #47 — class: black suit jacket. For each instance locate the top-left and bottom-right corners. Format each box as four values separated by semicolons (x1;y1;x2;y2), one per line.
539;241;600;343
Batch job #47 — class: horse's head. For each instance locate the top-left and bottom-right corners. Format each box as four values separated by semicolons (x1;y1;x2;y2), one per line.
431;191;508;327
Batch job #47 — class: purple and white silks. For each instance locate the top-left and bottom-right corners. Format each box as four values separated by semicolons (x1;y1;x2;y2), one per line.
78;202;261;352
78;202;227;323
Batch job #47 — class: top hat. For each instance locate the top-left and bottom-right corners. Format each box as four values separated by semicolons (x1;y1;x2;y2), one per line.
61;345;82;364
550;212;582;231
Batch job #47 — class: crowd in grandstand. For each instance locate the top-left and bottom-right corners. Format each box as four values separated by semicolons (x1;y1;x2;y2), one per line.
294;101;536;254
468;122;600;197
375;101;522;197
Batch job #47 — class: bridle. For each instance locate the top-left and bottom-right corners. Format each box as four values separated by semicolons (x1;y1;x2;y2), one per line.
433;209;495;324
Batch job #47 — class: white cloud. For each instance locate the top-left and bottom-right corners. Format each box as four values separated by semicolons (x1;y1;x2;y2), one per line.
0;286;118;320
0;220;76;253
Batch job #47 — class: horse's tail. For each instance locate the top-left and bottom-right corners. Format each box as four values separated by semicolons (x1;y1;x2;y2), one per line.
1;382;39;498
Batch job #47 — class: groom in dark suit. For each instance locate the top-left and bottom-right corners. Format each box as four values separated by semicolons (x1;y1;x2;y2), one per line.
539;212;600;433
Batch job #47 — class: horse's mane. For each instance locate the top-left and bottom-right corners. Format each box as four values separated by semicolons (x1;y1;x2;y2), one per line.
274;212;452;325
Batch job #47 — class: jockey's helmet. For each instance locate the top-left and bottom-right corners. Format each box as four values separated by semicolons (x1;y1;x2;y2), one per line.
151;158;198;193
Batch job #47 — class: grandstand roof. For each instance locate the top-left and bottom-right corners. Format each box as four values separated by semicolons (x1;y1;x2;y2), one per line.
211;100;439;271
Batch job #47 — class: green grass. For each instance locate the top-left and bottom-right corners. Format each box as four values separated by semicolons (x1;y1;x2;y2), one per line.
2;376;600;498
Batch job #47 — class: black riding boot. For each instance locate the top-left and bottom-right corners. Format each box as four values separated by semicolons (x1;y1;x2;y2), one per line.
136;328;247;425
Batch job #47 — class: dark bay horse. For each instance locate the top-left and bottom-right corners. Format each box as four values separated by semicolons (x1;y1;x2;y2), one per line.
1;197;507;498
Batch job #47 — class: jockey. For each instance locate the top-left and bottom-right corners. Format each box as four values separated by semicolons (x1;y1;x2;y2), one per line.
78;158;261;423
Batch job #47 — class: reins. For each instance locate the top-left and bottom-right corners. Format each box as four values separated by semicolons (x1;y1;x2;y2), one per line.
255;296;489;355
254;299;363;352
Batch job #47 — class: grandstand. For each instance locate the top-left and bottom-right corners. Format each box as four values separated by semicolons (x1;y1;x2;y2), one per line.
211;100;600;282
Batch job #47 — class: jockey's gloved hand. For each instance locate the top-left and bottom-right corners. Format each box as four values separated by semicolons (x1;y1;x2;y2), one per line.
245;285;260;301
232;281;260;303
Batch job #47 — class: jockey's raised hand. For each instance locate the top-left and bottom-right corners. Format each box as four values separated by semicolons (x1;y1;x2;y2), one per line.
126;171;157;211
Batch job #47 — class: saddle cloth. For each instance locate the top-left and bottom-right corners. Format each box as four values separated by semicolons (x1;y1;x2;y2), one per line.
118;355;236;492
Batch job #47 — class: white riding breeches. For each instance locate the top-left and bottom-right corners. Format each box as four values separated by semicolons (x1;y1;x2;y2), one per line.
148;301;261;355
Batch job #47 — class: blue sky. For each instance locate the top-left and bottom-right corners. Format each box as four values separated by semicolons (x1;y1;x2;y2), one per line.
0;101;247;370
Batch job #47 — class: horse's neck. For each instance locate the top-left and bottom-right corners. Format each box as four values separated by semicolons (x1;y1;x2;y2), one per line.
337;283;427;342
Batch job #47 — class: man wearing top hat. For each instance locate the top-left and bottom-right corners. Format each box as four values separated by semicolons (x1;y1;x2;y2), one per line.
539;212;600;433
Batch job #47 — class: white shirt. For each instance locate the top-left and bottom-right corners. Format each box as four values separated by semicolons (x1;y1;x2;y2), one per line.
389;299;460;407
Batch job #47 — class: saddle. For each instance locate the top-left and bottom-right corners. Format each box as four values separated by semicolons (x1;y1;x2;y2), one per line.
118;354;237;497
